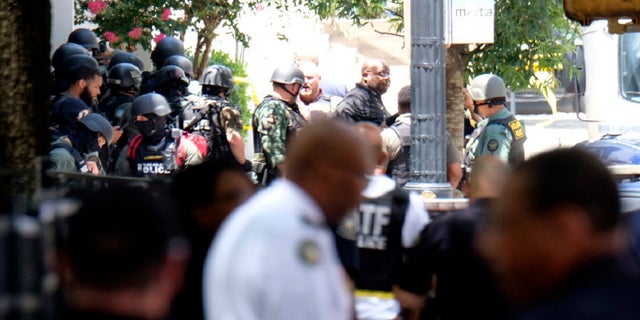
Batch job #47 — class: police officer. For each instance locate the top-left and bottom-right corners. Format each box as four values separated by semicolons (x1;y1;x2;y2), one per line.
51;43;91;98
464;74;526;168
154;65;198;128
150;37;185;70
252;65;307;185
141;37;185;94
383;85;463;188
203;119;373;320
67;28;100;57
51;54;102;112
99;62;143;173
114;93;205;178
349;123;430;320
181;65;249;170
99;62;142;122
107;51;145;72
164;55;195;81
67;28;110;101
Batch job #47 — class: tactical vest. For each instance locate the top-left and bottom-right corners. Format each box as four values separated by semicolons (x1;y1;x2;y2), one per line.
99;92;134;123
387;121;412;187
487;114;526;165
181;96;235;162
355;187;410;292
252;96;306;184
127;134;175;178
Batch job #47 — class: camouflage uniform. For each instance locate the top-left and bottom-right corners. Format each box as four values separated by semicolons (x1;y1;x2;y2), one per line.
252;96;307;185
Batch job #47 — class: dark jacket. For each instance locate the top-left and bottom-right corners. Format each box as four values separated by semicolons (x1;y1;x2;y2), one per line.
332;83;389;125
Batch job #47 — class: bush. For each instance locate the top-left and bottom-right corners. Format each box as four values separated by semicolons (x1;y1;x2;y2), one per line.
207;50;252;136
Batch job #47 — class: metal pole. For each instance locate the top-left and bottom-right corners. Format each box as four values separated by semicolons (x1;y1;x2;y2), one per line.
405;0;452;198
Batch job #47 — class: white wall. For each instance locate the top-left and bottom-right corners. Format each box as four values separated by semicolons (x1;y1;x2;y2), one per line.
51;0;75;58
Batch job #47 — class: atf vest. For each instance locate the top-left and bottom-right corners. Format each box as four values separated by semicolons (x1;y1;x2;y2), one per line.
355;187;410;292
181;96;236;162
488;114;526;165
387;121;412;187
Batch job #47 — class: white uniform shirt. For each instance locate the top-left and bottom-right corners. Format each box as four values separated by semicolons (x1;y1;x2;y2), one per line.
356;174;431;320
203;179;352;320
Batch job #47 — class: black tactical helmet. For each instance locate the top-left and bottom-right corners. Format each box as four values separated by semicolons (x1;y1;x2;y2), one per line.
131;93;171;117
79;113;114;143
270;65;305;85
155;65;190;87
107;63;143;89
163;55;194;80
52;42;90;71
61;54;100;82
108;51;145;71
67;28;100;51
200;64;234;95
150;37;185;69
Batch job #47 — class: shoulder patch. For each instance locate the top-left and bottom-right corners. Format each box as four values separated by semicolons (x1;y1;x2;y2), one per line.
487;139;499;152
299;239;321;265
508;119;525;140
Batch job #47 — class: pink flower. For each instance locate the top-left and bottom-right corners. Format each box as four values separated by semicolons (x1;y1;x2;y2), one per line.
128;27;143;40
103;31;119;43
153;33;166;43
88;0;108;15
162;8;172;21
255;3;266;12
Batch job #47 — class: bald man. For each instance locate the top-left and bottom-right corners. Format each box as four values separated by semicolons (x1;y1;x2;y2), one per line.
296;61;342;121
294;46;349;98
346;122;430;320
203;119;374;320
393;156;513;320
333;58;391;125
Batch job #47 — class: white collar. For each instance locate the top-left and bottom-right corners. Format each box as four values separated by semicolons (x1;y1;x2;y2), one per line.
361;174;397;199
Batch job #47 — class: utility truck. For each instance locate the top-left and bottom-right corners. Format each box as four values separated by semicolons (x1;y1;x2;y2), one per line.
565;0;640;212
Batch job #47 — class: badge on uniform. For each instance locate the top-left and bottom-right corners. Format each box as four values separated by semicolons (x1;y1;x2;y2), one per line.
487;139;499;152
299;239;321;265
508;119;525;140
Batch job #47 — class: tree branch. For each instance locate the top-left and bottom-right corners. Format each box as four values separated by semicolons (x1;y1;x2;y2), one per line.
373;29;404;38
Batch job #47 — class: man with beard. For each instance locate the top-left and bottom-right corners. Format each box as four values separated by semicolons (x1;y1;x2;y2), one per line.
53;54;103;112
296;61;342;121
114;93;205;178
333;58;391;126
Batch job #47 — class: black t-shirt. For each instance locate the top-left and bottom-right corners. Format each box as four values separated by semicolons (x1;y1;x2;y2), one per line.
395;198;512;320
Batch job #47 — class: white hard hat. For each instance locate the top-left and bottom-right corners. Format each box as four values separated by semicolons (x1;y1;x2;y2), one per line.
469;74;507;101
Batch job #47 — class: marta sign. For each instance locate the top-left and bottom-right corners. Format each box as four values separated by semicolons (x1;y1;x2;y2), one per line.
445;0;495;44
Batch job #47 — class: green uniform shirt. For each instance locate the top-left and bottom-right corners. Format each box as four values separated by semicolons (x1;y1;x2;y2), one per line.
253;97;296;167
467;108;525;164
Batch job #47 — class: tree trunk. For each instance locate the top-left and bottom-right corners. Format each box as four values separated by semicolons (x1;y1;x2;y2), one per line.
445;44;469;151
0;0;51;212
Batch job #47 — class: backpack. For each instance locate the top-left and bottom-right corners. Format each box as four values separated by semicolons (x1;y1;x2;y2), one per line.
175;131;208;167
